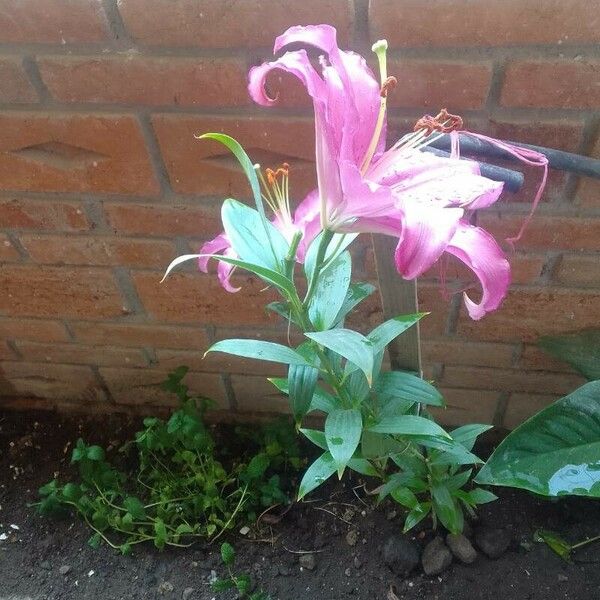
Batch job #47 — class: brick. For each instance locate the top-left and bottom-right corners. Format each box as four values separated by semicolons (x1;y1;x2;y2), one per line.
0;0;109;44
369;0;600;47
459;289;600;342
429;388;500;427
20;234;177;268
134;271;280;326
119;0;353;48
440;365;586;396
0;234;20;261
0;361;104;401
70;322;209;350
478;213;600;252
0;113;159;195
518;345;576;374
501;60;600;109
0;198;88;231
0;265;125;319
387;60;491;110
554;254;600;288
104;202;220;238
0;58;38;103
575;134;600;208
100;366;227;408
15;341;147;367
421;339;515;369
232;374;290;414
0;317;69;342
152;115;316;199
0;341;16;359
38;56;250;107
504;392;559;429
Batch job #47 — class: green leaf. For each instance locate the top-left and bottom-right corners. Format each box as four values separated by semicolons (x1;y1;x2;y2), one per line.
304;232;358;286
476;381;600;497
236;574;251;596
61;482;81;501
431;483;463;534
334;282;376;326
305;329;374;385
206;339;311;366
86;445;105;461
220;541;235;566
154;519;167;550
403;501;431;533
245;454;270;480
300;428;327;451
367;415;451;439
533;529;573;562
367;314;426;353
175;523;194;535
298;452;337;500
221;199;289;271
374;372;444;407
211;578;236;592
467;488;498;505
123;496;146;520
325;409;362;477
538;329;600;381
121;512;134;532
88;532;102;549
288;364;319;424
269;379;338;414
347;457;378;476
391;486;420;510
308;251;351;330
450;424;492;451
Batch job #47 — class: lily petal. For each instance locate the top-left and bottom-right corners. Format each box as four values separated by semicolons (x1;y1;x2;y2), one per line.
198;233;230;273
445;221;511;320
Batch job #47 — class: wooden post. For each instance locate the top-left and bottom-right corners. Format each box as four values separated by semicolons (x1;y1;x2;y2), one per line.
371;235;422;375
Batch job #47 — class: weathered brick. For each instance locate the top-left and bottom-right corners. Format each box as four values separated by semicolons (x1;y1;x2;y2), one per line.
0;361;104;401
100;366;228;408
518;345;576;374
152;115;316;199
421;339;515;369
575;133;600;207
554;254;600;288
0;341;17;359
0;198;88;231
0;58;38;103
0;317;70;342
0;0;109;44
70;322;209;350
0;234;20;262
118;0;353;48
38;56;250;107
440;365;586;396
0;266;125;319
504;392;559;429
429;388;501;427
458;289;600;342
104;202;220;238
478;213;600;252
20;234;177;268
232;374;290;414
134;271;280;326
501;60;600;109
387;60;491;110
370;0;600;47
15;341;147;367
0;113;159;195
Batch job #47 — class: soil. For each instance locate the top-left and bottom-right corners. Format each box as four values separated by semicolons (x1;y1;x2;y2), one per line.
1;410;599;600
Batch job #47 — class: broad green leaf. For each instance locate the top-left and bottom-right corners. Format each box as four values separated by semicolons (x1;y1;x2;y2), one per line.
334;282;376;325
450;424;492;451
124;496;146;520
468;488;498;504
325;409;362;476
374;372;444;407
220;541;235;566
305;329;374;385
432;483;463;534
538;329;600;381
342;369;370;405
269;378;338;414
361;430;405;459
367;415;451;439
298;452;337;500
221;199;289;271
86;445;105;461
390;486;420;510
308;251;351;330
444;469;473;492
300;428;327;450
347;457;378;476
421;437;484;466
288;363;319;424
304;232;358;285
476;381;600;497
368;314;426;353
206;339;311;366
403;501;431;533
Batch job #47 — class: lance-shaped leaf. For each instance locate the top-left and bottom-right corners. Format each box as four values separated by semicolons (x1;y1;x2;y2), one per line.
476;381;600;497
305;329;374;385
304;232;358;286
334;282;376;326
298;451;337;500
368;313;427;353
288;363;319;424
374;372;444;407
270;378;338;414
538;329;600;381
367;414;451;439
206;340;311;366
325;409;362;477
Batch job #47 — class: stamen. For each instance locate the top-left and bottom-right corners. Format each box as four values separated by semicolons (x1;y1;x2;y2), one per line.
380;76;397;98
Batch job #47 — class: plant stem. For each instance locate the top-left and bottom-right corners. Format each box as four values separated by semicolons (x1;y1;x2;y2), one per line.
572;534;600;550
303;229;335;308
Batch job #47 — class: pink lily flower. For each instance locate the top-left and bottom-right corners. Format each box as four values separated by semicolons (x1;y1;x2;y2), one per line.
248;24;522;320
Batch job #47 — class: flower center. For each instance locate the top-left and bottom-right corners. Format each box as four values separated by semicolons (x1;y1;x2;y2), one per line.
255;162;296;240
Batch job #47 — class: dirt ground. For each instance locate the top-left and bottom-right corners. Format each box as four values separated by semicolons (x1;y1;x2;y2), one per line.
1;410;599;600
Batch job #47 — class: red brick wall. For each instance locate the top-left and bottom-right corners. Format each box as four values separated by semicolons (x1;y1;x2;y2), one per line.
0;0;599;428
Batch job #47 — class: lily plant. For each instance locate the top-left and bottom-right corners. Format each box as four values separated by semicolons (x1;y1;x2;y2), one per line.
163;24;545;534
